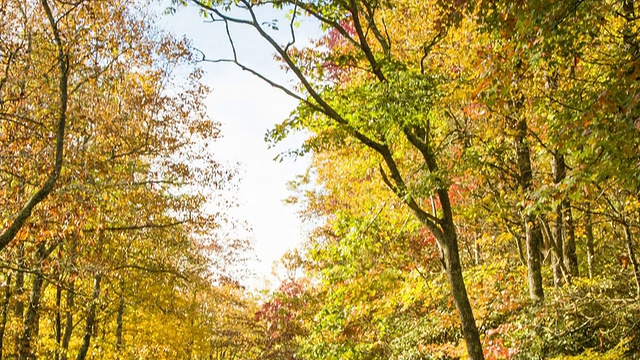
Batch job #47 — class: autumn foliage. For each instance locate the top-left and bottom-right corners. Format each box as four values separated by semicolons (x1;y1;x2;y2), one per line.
3;0;640;359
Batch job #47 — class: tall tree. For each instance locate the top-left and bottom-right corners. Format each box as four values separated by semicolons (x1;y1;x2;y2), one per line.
188;0;485;357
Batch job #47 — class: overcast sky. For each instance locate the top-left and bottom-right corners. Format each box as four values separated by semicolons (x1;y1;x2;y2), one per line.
160;3;320;289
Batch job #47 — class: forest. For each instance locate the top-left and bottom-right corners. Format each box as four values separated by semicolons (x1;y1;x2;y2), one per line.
1;0;639;359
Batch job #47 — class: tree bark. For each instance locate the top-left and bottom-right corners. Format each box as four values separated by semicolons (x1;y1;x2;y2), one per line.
60;278;74;360
551;153;566;286
623;0;638;56
440;224;484;360
525;217;544;302
18;248;46;360
586;210;595;279
623;223;640;298
0;273;12;359
14;243;25;355
60;232;78;360
516;118;544;303
552;205;564;286
540;218;571;286
115;283;124;351
55;281;62;360
76;274;102;360
563;200;579;277
18;242;56;360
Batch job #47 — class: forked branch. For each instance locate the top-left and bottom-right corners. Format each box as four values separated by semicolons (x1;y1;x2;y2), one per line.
0;0;69;252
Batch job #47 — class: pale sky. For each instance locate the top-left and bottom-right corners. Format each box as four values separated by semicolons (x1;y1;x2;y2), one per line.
161;4;320;288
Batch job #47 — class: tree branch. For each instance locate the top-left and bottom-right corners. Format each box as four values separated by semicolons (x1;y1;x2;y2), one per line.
0;0;69;252
83;220;190;233
348;0;386;82
111;264;189;281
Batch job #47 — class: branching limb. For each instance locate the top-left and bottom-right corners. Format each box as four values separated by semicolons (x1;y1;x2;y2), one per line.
378;147;443;237
0;0;69;252
294;1;360;48
360;0;390;57
284;1;298;53
348;0;385;82
420;31;443;74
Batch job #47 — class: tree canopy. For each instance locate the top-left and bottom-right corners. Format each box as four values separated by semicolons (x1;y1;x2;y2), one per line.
1;0;640;359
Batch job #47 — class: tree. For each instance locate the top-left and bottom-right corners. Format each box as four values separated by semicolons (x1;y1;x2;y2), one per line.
187;0;485;357
0;0;69;252
0;0;250;358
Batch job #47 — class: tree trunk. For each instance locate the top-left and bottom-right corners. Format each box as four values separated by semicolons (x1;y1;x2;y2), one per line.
60;233;78;360
18;267;44;360
516;118;544;303
623;223;640;298
389;129;484;358
525;217;544;302
440;225;484;360
18;243;51;360
14;243;25;349
552;153;566;287
555;152;578;277
55;281;62;360
60;278;74;360
115;285;124;351
540;218;571;286
623;0;639;56
586;210;595;279
552;204;564;287
76;274;102;360
0;273;12;359
563;200;579;277
513;230;526;266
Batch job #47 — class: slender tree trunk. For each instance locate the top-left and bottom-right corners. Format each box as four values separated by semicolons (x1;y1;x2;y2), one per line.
115;284;124;351
18;269;44;360
55;281;62;360
440;224;484;360
14;244;25;315
60;233;78;360
623;223;640;298
76;274;102;360
623;0;639;56
0;273;12;359
525;218;544;302
552;205;564;287
513;230;526;266
540;219;571;286
552;153;565;287
18;243;50;360
554;151;578;278
586;210;595;279
60;278;74;360
563;201;579;277
393;129;483;358
516;118;544;303
13;243;25;356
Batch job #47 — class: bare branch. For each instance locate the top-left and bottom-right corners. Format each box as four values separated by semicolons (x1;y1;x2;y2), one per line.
284;1;298;53
111;264;189;281
83;220;190;233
